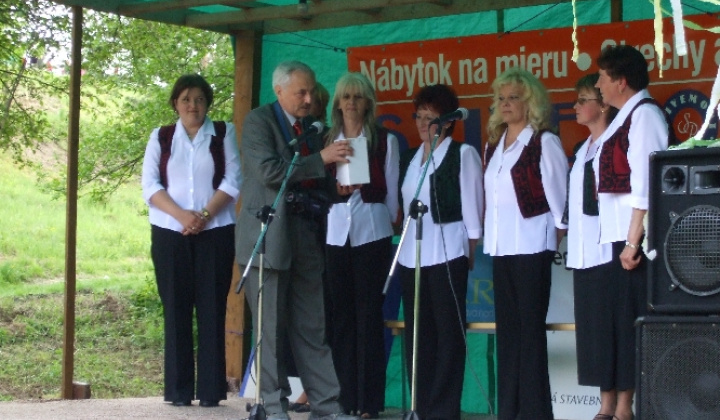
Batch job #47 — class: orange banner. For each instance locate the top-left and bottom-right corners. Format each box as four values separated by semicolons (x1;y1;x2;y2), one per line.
347;15;720;156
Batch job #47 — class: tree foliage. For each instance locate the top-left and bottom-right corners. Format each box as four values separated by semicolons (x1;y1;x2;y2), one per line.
0;0;70;161
1;1;235;201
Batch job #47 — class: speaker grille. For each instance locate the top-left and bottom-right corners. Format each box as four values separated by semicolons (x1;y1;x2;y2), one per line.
664;205;720;296
639;320;720;419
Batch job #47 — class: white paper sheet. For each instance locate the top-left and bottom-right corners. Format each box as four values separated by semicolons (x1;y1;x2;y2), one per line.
335;137;370;186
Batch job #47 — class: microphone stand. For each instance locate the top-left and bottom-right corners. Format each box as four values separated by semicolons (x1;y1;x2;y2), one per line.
237;151;301;420
384;125;444;420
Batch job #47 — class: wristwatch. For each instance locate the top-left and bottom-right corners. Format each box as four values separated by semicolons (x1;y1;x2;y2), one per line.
201;208;211;221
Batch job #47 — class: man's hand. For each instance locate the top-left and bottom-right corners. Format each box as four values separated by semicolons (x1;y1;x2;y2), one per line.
321;140;352;164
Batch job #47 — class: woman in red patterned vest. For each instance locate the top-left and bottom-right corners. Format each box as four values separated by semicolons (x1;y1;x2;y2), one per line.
323;72;400;419
590;45;670;420
141;74;241;408
483;67;569;420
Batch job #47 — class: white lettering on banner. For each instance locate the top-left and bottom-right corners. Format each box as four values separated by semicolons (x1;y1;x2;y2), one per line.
360;55;453;97
358;36;715;99
496;46;568;79
458;57;489;84
600;39;706;77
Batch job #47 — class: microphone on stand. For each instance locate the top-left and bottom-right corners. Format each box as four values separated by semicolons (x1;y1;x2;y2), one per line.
430;107;469;124
288;121;324;148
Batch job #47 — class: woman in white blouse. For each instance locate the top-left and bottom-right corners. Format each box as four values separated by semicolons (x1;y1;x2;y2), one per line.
324;72;399;419
141;74;241;408
590;45;670;420
484;67;568;420
565;73;619;420
397;84;483;420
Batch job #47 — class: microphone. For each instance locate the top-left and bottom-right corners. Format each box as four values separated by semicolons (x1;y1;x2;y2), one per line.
430;107;469;124
288;121;324;148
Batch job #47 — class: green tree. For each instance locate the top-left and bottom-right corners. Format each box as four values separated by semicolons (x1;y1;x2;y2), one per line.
0;0;70;161
1;1;235;201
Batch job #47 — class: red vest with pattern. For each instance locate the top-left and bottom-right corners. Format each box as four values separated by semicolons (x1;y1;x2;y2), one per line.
597;98;664;193
486;130;550;218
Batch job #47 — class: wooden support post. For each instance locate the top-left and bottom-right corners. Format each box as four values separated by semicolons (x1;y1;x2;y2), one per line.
226;29;263;388
61;5;82;400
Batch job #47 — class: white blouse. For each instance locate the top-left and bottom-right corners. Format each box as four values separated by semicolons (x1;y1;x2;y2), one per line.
483;126;568;257
141;117;242;232
397;138;484;268
592;90;668;245
566;135;613;269
326;129;400;247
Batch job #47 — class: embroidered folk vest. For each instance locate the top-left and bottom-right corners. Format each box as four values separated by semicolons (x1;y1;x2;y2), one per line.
486;130;551;219
597;98;667;193
399;140;463;223
359;128;389;204
158;121;226;190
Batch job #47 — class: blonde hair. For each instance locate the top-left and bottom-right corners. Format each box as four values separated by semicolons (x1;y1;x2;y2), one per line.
486;67;554;146
326;72;378;150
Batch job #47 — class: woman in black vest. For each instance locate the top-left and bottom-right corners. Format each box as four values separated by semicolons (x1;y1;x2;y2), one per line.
140;74;241;408
396;84;484;419
324;72;400;419
566;73;622;420
483;67;568;420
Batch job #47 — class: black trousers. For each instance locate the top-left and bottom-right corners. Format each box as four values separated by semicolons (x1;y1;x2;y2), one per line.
151;224;234;403
574;240;646;391
399;256;468;420
493;251;554;420
326;237;391;415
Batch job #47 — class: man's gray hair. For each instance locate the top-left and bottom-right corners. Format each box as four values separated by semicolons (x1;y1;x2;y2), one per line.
272;61;315;88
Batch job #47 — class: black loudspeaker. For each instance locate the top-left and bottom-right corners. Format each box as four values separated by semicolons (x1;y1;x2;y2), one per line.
648;147;720;314
636;316;720;420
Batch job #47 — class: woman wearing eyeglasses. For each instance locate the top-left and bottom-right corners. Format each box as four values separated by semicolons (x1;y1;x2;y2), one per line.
396;84;483;420
483;67;568;420
565;73;621;420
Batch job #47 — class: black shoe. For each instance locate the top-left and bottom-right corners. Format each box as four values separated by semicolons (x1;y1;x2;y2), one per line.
171;400;191;406
200;400;219;407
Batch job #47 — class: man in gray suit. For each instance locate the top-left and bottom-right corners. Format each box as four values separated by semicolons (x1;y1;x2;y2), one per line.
236;61;356;420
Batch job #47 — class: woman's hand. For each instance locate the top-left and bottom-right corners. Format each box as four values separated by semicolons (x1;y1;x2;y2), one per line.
620;245;642;270
180;210;206;236
336;182;361;197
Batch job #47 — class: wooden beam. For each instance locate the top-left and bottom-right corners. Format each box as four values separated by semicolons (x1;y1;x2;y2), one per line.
119;0;266;16
61;5;82;400
187;0;579;34
188;0;436;27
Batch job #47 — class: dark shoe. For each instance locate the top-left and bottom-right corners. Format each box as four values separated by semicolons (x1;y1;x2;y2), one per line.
360;412;379;419
171;400;191;406
199;400;219;407
289;402;311;413
308;413;359;420
593;415;613;420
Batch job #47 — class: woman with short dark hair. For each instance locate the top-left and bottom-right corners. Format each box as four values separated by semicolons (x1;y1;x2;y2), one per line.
589;44;671;420
141;73;241;408
396;83;483;420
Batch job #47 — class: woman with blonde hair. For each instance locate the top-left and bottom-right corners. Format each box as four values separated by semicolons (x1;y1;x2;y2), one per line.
324;72;399;419
483;67;568;420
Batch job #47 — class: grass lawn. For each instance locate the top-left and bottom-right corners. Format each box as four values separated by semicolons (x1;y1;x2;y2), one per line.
0;152;164;400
